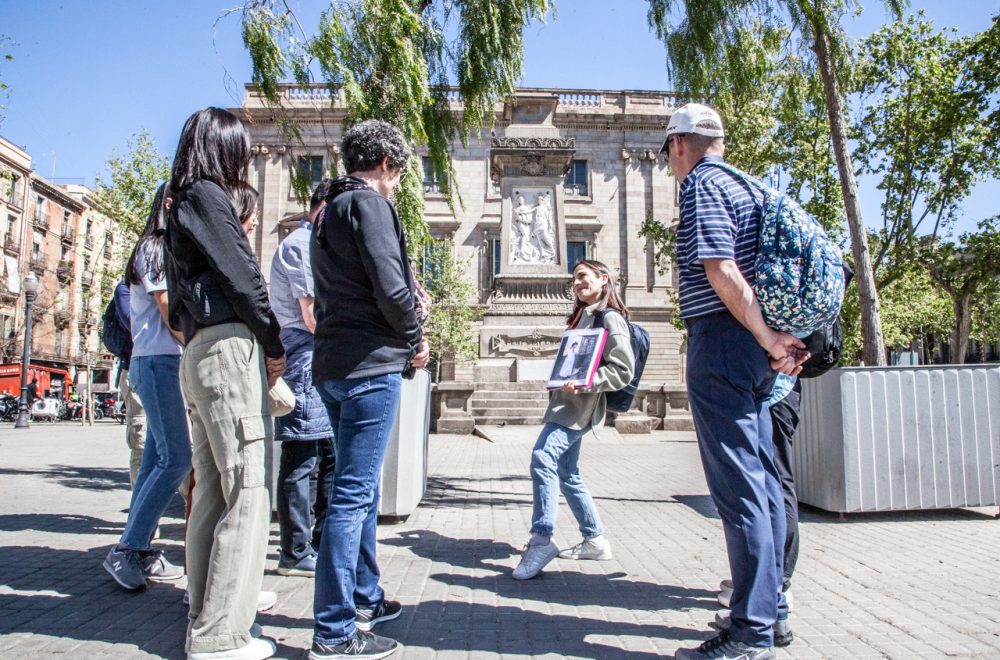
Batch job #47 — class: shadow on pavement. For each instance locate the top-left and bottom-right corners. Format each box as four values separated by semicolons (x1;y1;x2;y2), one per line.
419;475;532;509
391;600;695;658
798;502;999;523
382;529;520;571
0;465;130;491
671;494;720;520
0;544;188;654
0;513;124;535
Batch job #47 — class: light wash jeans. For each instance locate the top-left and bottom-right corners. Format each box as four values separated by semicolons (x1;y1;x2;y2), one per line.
180;323;273;655
119;354;191;550
529;422;603;539
313;373;401;645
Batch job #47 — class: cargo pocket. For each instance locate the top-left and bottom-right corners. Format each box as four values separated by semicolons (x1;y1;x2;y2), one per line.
238;414;271;488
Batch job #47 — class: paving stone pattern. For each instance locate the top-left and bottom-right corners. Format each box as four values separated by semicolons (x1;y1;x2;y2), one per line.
1;423;999;658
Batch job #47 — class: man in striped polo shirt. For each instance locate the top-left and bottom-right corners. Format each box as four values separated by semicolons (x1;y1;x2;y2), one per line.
665;104;810;660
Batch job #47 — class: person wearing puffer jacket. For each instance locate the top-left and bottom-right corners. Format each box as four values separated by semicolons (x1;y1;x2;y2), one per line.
268;179;336;578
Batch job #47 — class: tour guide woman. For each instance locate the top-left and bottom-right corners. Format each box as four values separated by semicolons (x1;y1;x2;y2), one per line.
165;107;285;660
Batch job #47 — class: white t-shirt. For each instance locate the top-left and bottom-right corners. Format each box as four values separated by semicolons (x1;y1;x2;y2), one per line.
129;240;183;357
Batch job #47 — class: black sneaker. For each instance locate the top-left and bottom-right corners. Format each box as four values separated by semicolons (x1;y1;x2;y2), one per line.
309;631;398;659
675;630;775;660
714;610;793;647
355;600;402;632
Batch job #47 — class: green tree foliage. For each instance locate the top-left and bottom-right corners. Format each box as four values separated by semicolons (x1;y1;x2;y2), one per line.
839;250;952;364
420;239;482;380
923;217;1000;364
647;0;904;366
240;0;553;254
854;14;1000;287
92;130;171;277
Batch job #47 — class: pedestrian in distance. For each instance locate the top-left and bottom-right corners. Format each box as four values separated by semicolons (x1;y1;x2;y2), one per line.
512;259;635;580
268;179;337;579
308;119;429;660
102;182;190;592
663;103;810;660
165;107;285;660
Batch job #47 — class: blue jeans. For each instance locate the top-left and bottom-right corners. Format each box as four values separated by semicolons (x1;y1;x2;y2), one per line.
313;373;401;645
686;312;787;647
530;422;603;539
277;437;335;563
120;354;192;550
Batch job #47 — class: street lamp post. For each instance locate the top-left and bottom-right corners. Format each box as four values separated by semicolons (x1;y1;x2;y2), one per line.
14;272;41;429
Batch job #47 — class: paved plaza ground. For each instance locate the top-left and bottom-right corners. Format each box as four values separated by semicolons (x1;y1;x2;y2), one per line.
1;421;999;659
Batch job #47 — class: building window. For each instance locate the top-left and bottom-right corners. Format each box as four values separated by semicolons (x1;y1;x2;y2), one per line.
564;160;589;196
61;245;71;260
567;241;589;272
5;214;15;242
1;313;14;340
32;230;45;258
421;157;449;194
83;254;91;270
35;196;46;221
64;210;71;226
297;156;324;185
5;175;19;204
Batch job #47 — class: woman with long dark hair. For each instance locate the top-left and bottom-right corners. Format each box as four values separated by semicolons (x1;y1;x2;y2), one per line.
512;259;635;580
165;107;284;660
102;183;190;591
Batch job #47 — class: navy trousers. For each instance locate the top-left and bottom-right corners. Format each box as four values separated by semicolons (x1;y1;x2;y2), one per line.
686;312;788;647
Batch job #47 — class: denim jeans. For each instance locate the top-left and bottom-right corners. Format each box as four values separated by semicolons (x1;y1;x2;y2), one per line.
686;312;787;647
530;422;603;539
277;437;335;564
120;354;191;550
313;373;401;645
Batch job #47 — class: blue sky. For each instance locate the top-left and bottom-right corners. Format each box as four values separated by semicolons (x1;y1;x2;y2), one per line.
1;0;996;236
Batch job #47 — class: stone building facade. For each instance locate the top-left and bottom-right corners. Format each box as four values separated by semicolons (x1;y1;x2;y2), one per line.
0;135;119;397
239;86;692;430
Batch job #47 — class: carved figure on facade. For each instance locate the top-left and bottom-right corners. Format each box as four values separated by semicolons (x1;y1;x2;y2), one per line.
509;190;556;266
531;192;555;263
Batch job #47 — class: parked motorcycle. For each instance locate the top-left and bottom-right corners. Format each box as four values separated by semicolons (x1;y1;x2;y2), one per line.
0;393;20;422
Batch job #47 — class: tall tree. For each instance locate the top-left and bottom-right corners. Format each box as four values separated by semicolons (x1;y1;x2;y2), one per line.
647;0;901;365
854;15;1000;288
240;0;553;252
92;130;171;279
923;217;1000;364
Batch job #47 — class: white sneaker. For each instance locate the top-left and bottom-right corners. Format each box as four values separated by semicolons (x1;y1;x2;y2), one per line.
512;539;559;580
717;579;793;613
188;636;276;659
256;591;277;613
718;579;733;608
558;535;613;560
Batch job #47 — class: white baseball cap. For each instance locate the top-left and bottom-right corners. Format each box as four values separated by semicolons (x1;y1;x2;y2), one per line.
660;103;725;153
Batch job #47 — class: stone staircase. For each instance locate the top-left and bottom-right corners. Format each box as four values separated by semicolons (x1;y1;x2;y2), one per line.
469;382;550;426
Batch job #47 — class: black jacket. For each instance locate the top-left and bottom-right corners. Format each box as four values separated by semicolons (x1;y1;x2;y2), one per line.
311;177;421;381
165;180;284;358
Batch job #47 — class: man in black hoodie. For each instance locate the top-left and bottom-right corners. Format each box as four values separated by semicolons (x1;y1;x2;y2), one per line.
308;120;428;660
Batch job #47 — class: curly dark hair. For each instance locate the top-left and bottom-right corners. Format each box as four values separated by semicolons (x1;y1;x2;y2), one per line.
342;120;411;173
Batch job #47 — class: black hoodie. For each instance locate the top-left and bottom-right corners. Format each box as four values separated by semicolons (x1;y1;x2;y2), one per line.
310;176;421;381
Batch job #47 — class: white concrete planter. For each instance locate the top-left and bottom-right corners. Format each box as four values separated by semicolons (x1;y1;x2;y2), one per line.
796;365;1000;513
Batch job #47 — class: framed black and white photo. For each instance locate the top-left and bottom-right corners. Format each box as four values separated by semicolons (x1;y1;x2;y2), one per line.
546;327;608;390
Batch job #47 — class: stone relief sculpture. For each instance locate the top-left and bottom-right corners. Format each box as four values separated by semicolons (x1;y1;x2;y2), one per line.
531;192;555;262
509;190;557;265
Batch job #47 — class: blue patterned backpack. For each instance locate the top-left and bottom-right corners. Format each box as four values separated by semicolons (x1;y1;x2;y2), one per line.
704;162;846;334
